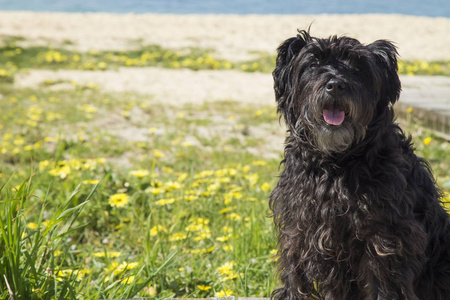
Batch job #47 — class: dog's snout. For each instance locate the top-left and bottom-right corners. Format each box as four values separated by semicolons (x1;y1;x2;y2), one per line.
326;78;346;95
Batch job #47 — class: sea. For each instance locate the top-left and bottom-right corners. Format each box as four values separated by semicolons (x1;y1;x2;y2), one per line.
0;0;449;18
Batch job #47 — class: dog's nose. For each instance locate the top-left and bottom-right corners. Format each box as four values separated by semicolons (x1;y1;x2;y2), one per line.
326;79;346;95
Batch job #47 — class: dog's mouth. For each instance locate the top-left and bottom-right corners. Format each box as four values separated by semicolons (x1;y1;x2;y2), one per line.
323;106;345;126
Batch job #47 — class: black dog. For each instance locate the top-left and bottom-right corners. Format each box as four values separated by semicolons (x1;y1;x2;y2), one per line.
269;30;450;300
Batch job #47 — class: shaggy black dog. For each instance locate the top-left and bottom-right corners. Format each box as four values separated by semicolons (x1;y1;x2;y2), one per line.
269;30;450;300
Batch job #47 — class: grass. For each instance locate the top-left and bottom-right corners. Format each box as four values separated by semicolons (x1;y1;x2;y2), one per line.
0;36;449;299
0;36;449;84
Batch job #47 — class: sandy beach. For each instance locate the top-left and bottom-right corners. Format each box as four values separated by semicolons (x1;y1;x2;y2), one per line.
0;11;449;61
2;11;450;106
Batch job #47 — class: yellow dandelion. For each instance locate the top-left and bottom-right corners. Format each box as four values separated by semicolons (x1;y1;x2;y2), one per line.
406;107;414;114
27;222;39;230
120;275;135;284
129;169;150;178
93;251;121;258
189;246;215;254
252;160;267;166
423;137;432;146
82;179;100;185
193;231;211;241
216;235;231;242
48;165;71;179
177;173;188;182
223;245;233;252
108;193;130;208
226;213;241;221
219;206;236;214
97;61;107;69
169;232;187;241
152;150;164;158
155;198;176;206
146;187;165;195
215;290;233;297
184;195;199;201
217;261;235;275
150;225;167;236
197;285;212;291
261;182;272;192
165;181;182;191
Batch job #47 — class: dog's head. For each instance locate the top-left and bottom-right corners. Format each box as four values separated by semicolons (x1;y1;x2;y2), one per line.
273;30;401;154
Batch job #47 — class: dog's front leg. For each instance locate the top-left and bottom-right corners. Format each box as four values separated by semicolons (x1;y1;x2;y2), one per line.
271;267;316;300
271;249;318;300
359;237;422;300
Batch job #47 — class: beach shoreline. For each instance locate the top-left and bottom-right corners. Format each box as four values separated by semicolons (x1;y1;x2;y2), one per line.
0;11;448;61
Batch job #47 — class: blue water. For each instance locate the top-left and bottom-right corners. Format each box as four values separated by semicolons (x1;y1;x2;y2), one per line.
0;0;449;18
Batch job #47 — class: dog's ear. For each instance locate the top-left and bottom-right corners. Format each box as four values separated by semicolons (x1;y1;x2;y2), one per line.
367;40;401;106
273;32;309;101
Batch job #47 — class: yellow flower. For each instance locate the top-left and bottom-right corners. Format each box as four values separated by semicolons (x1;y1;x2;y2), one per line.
48;165;71;179
27;222;39;230
252;160;267;166
184;195;198;201
219;206;236;214
197;285;212;291
188;246;215;254
108;193;130;208
216;235;231;242
261;182;272;192
129;169;150;178
155;198;176;206
97;61;107;69
177;173;188;182
150;225;167;236
215;289;233;297
193;231;211;241
164;181;182;191
152;150;164;158
146;187;165;195
82;179;100;185
217;261;235;275
442;193;450;212
423;137;432;146
226;213;241;221
169;232;187;241
121;275;135;284
406;107;414;114
223;245;233;252
93;251;121;258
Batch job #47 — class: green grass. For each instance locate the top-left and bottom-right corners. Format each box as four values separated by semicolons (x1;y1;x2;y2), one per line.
0;37;449;84
0;36;449;299
0;85;282;299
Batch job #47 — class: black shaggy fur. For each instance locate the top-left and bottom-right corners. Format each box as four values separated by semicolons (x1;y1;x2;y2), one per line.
270;30;450;300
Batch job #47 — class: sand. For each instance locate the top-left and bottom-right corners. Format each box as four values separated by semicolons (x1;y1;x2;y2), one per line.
2;11;450;105
0;11;449;61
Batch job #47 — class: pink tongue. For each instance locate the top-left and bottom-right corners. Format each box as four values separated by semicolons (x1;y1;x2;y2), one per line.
323;108;345;125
